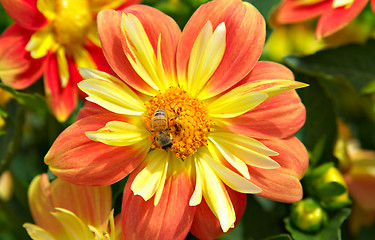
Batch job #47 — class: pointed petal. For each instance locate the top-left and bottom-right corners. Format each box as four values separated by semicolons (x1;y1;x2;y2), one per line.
0;0;47;30
122;163;194;240
216;61;306;139
77;71;145;116
86;120;149;147
372;0;375;12
51;208;95;240
190;187;246;240
50;178;112;231
275;0;330;24
192;152;235;232
0;24;45;89
250;137;309;203
208;131;279;178
177;0;266;99
27;174;65;236
180;21;226;96
45;114;150;186
44;54;77;122
25;26;55;59
208;88;268;119
23;223;56;240
130;150;170;205
97;6;181;95
316;0;368;39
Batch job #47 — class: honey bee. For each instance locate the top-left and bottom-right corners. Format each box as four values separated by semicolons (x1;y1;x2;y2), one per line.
150;108;173;150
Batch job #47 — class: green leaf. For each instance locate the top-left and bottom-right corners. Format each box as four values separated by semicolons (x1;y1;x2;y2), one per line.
315;182;347;198
361;79;375;94
295;74;338;167
263;234;292;240
0;83;49;114
285;40;375;94
285;208;351;240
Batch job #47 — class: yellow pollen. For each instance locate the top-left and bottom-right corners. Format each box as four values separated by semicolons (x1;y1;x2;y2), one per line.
143;87;214;159
53;0;93;48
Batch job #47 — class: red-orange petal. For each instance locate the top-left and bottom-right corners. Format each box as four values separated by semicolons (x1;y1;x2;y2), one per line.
218;61;306;139
0;24;45;89
345;173;375;211
316;0;368;39
275;0;330;24
372;0;375;12
43;54;77;122
0;0;47;30
121;167;194;240
76;101;112;120
190;187;246;240
177;0;266;98
97;6;181;95
45;113;149;186
249;136;308;203
115;0;142;10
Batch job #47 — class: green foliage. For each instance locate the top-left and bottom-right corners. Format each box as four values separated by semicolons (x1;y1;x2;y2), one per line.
0;83;49;115
294;75;338;167
285;208;351;240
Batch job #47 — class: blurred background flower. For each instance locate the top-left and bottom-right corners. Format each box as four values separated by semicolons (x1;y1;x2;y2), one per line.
0;0;140;122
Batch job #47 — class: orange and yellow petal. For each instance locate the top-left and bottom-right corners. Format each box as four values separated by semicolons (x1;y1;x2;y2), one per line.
45;113;149;186
50;208;95;240
215;61;306;139
27;174;66;237
275;0;330;24
249;137;309;203
190;149;260;232
177;0;266;99
0;0;47;30
207;131;279;179
316;0;368;39
78;69;146;116
190;187;246;240
23;223;56;240
43;54;77;122
178;20;226;96
372;0;375;11
97;6;181;96
121;160;194;240
0;24;45;89
50;178;112;231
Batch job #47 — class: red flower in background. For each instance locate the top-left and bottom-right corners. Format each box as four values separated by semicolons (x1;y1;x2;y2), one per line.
0;0;140;121
274;0;375;39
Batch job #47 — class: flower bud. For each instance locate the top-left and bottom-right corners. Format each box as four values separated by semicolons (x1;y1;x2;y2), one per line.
315;166;351;210
291;198;328;233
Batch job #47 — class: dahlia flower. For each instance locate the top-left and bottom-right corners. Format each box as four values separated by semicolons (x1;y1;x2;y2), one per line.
23;174;122;239
45;0;309;238
0;0;140;121
274;0;375;39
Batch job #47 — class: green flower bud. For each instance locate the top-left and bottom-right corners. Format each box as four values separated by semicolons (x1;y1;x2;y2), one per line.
291;198;328;233
315;166;351;210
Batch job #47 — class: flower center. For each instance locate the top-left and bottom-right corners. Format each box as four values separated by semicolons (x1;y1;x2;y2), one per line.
143;87;214;159
53;0;93;48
